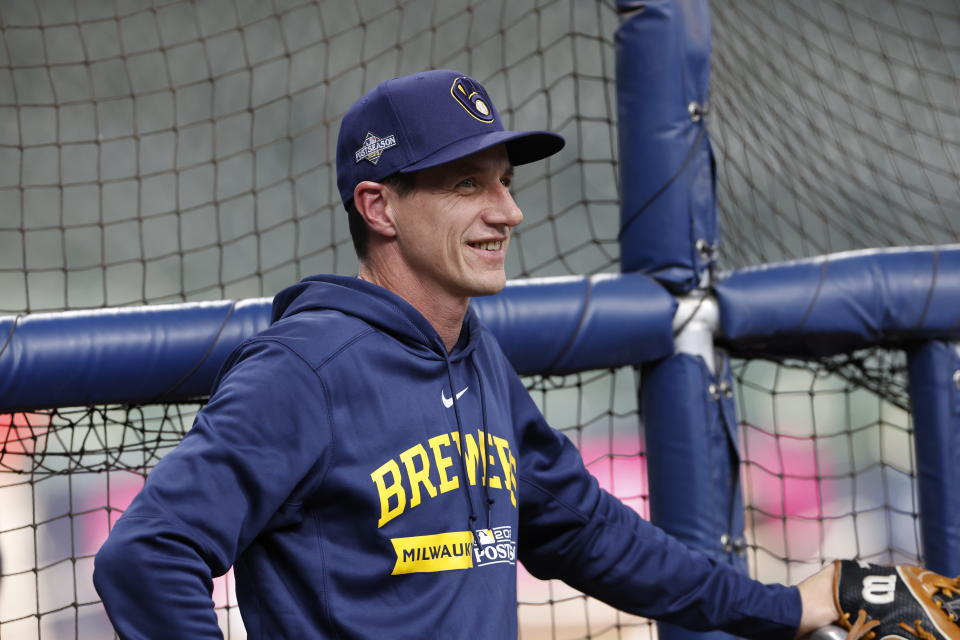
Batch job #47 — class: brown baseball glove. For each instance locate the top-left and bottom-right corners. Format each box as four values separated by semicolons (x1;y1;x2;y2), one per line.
834;559;960;640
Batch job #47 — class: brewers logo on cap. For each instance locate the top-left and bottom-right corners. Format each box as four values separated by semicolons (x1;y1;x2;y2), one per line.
450;76;495;123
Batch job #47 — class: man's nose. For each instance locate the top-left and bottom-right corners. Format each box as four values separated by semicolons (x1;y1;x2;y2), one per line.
485;184;524;228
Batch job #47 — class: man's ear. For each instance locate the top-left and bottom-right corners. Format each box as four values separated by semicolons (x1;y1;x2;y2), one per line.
353;181;398;239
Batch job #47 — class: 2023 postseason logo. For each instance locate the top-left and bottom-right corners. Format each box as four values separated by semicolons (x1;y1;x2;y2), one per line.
389;526;516;575
354;131;397;165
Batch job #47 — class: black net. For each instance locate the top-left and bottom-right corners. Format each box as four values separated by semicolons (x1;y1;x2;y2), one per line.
0;0;620;315
711;0;960;268
734;352;920;588
0;405;203;638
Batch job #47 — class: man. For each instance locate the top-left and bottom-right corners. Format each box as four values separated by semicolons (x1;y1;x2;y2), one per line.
94;69;839;638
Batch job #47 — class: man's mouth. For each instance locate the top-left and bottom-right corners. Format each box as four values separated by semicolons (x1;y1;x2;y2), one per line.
467;240;503;251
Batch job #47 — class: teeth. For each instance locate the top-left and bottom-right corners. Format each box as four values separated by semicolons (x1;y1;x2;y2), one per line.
471;241;502;251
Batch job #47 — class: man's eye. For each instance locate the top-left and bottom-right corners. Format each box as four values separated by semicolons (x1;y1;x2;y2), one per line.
457;178;476;188
500;177;512;188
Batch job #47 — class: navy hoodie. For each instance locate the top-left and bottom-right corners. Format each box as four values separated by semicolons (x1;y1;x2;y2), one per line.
94;275;801;639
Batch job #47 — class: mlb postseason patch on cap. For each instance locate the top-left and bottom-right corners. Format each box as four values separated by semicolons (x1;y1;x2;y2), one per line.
355;132;397;165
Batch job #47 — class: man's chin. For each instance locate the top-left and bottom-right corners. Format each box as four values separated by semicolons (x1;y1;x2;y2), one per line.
466;276;507;298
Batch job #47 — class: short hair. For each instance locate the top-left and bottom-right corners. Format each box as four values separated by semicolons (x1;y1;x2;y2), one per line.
346;172;417;260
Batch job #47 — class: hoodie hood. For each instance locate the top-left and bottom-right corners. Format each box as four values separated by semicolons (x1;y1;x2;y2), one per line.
271;274;480;362
272;273;493;539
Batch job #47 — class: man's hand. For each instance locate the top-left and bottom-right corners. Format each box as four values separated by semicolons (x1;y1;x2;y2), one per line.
796;563;841;638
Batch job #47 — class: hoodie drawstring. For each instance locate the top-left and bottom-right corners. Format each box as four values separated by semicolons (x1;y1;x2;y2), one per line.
471;357;495;530
444;356;482;542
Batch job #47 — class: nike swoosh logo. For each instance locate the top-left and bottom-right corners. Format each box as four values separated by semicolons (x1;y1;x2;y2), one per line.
441;387;469;409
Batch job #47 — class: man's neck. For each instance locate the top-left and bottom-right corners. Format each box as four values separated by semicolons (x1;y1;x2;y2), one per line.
358;265;468;352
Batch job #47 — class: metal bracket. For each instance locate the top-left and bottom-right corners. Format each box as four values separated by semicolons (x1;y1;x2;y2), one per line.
672;290;719;376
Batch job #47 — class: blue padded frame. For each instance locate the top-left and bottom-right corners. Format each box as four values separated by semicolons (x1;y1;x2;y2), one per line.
0;273;676;412
715;246;960;358
907;341;960;577
616;0;716;293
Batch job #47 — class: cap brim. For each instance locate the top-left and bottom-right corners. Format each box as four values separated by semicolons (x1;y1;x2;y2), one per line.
399;130;565;173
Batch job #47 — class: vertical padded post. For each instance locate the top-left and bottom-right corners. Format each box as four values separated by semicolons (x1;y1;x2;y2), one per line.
641;349;746;640
907;341;960;576
615;0;716;293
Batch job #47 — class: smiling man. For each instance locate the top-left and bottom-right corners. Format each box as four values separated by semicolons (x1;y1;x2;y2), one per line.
94;70;842;639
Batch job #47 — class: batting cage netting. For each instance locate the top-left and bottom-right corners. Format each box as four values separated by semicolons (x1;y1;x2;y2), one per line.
1;0;957;639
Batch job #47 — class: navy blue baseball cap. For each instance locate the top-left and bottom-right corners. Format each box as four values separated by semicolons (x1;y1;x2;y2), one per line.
336;69;565;207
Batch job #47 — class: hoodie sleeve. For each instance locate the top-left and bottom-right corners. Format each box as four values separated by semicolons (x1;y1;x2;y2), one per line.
93;338;332;639
510;375;801;640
